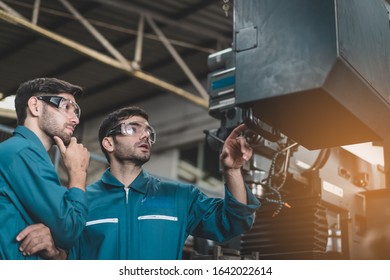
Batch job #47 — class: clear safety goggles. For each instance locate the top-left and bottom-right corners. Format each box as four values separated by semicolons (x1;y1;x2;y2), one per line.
37;95;81;119
107;122;156;144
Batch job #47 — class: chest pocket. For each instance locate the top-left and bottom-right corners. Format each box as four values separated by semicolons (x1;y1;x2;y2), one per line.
81;217;120;259
137;208;182;259
138;214;178;221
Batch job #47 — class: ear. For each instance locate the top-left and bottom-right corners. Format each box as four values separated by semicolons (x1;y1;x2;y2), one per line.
102;136;114;153
27;96;40;117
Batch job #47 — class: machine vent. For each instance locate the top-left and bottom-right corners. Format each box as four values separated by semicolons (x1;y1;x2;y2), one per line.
241;195;328;260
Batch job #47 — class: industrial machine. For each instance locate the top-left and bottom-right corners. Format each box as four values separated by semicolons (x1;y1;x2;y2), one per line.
204;0;390;259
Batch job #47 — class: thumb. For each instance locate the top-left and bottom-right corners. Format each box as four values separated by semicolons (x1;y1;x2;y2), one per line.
53;136;66;154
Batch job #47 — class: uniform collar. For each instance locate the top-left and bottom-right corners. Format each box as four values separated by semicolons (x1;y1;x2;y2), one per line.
101;168;149;194
14;125;48;153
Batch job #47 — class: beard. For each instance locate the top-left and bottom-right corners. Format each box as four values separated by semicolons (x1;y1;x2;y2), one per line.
113;138;151;167
116;152;150;167
130;154;150;167
40;106;73;145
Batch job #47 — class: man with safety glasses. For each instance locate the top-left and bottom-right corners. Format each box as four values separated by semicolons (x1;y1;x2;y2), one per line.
0;77;90;259
69;106;260;259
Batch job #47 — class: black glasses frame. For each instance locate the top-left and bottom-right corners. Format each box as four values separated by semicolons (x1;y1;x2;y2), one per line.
37;95;81;119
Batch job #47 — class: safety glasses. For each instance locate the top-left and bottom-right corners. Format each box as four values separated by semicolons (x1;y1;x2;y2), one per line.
37;95;81;119
107;122;156;144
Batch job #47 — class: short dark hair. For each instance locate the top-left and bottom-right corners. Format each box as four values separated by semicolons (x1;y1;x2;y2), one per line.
98;106;149;162
14;77;84;125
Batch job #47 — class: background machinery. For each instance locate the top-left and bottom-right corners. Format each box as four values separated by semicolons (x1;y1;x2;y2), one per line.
204;0;390;260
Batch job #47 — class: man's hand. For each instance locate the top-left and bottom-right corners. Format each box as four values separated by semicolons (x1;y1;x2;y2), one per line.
16;223;67;260
54;136;90;191
220;124;253;204
220;124;253;170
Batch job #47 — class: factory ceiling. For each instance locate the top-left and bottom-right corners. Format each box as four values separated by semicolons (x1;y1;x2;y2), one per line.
0;0;233;126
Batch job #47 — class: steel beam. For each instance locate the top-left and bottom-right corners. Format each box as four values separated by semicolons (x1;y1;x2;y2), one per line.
0;9;208;109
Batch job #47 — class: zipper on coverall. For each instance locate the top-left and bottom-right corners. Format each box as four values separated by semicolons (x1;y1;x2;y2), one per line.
124;186;130;258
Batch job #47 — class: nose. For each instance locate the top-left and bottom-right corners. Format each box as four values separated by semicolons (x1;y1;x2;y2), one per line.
70;114;80;125
139;128;150;139
140;129;154;145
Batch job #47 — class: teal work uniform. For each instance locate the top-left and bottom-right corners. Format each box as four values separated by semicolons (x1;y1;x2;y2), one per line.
70;169;260;259
0;126;88;260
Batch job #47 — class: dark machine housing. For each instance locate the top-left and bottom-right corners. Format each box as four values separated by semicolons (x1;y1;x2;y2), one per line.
233;0;390;150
